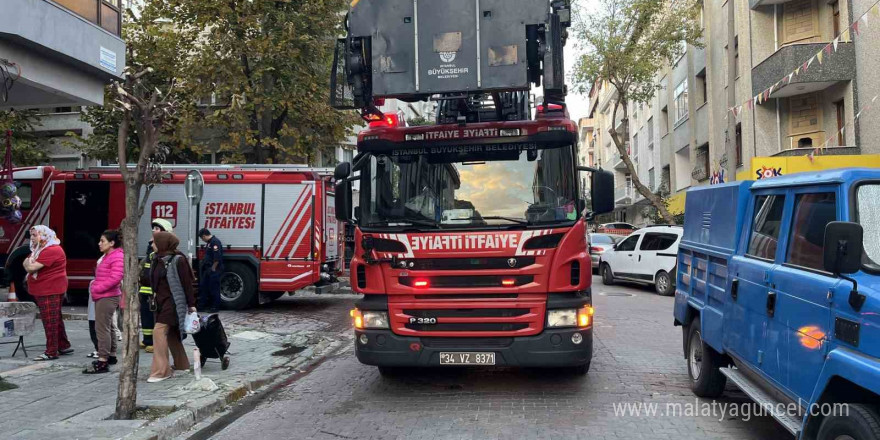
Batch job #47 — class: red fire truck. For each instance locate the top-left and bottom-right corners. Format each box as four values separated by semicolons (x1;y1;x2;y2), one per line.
331;0;614;374
1;165;342;309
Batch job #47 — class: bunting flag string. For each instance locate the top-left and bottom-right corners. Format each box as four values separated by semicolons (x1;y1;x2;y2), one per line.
727;0;880;117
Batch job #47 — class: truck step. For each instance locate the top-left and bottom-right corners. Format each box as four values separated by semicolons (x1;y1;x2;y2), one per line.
719;367;802;436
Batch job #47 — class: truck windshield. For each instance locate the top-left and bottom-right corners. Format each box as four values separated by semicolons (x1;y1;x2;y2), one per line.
857;183;880;266
358;145;577;229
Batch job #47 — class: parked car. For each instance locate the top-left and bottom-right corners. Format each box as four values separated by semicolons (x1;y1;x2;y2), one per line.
599;225;682;295
597;222;637;235
675;169;880;440
588;233;621;272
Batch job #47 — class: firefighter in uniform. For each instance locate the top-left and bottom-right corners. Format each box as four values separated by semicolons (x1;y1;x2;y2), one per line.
198;228;224;313
140;218;174;352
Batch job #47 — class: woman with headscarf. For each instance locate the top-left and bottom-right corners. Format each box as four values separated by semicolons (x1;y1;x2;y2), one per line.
145;232;197;383
23;225;72;361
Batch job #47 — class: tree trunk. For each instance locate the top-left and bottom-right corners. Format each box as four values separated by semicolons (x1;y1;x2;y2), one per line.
115;182;143;420
608;95;675;224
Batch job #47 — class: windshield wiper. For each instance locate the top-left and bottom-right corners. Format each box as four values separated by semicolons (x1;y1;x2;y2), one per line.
398;217;439;227
463;216;528;225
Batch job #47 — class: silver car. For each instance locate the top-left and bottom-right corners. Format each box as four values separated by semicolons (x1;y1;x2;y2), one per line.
588;233;621;272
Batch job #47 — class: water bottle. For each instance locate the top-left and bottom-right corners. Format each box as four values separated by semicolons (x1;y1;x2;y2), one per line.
193;347;202;380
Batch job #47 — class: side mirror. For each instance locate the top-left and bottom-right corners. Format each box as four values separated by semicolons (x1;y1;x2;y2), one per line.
335;179;352;222
334;162;351;181
585;168;614;215
823;221;863;275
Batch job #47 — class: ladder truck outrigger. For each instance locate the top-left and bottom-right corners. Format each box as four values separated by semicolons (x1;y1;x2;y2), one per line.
330;0;615;375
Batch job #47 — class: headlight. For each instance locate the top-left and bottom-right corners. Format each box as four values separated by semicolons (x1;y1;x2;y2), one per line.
547;309;577;328
362;311;389;329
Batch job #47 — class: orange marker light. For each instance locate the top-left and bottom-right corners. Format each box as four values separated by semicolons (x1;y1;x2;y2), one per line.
413;279;430;288
577;306;594;328
501;278;516;287
351;309;364;329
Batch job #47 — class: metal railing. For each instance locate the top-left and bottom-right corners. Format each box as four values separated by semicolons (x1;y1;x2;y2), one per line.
614;184;633;202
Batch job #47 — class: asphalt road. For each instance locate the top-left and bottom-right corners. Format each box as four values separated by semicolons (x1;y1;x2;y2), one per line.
184;276;792;440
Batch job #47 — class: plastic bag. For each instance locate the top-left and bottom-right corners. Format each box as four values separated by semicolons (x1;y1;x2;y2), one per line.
184;311;201;334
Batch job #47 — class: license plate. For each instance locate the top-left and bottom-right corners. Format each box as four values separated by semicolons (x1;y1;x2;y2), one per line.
439;352;496;365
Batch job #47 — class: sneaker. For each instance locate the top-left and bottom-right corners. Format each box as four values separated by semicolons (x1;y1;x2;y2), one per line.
87;351;100;359
117;335;122;342
83;360;109;374
139;342;146;349
147;374;172;383
33;353;58;361
145;346;154;353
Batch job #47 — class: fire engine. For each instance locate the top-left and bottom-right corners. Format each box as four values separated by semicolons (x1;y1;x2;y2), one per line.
1;165;342;309
330;0;615;374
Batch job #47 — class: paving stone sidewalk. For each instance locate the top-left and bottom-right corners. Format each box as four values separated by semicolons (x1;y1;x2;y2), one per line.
0;311;346;440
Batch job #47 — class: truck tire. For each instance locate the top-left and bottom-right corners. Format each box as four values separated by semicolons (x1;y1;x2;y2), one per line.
655;270;674;296
377;366;403;377
817;404;880;440
601;263;614;285
686;319;727;398
219;262;257;310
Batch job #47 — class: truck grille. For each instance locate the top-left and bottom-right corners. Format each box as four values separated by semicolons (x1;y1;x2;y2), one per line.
409;257;535;270
389;296;545;337
421;337;514;348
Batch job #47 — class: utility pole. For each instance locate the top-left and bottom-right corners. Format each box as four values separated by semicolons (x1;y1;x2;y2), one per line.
725;0;738;181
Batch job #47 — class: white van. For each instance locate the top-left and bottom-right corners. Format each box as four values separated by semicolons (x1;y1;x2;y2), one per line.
598;225;682;296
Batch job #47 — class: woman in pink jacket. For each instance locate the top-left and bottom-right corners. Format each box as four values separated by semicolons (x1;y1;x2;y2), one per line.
84;230;124;374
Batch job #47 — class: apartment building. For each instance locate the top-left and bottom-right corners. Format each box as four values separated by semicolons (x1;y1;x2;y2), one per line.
607;0;880;224
1;0;126;168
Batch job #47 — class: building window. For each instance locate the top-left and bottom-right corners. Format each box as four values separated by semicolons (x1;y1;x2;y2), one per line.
832;1;841;36
632;133;639;163
736;123;743;166
782;0;819;45
648;167;655;191
696;69;707;106
661;106;669;136
835;100;845;146
693;144;709;181
674;80;688;124
661;165;671;196
647;118;654;145
734;36;739;79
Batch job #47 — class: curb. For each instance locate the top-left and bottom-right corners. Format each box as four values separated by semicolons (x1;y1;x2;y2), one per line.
124;339;347;440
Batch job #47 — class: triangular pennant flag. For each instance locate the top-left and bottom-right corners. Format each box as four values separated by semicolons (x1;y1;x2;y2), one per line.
873;95;878;103
873;4;880;18
747;98;754;110
737;105;743;116
856;110;862;120
796;66;802;75
853;21;860;36
757;93;763;105
825;44;833;56
769;84;775;96
808;56;815;67
864;12;870;26
833;37;840;51
817;51;824;64
787;72;794;84
841;30;850;42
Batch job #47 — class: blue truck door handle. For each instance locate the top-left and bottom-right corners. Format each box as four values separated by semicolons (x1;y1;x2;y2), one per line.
766;291;777;317
731;279;738;301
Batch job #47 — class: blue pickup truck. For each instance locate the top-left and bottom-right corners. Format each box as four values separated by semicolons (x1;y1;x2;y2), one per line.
674;169;880;440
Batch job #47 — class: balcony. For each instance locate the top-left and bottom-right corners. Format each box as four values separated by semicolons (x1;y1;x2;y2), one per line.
750;0;796;9
0;0;125;109
752;42;855;100
614;184;633;205
611;152;628;171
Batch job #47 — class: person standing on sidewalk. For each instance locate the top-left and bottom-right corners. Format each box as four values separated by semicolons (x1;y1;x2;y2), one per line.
23;225;73;361
139;218;174;353
198;228;223;313
84;230;124;374
146;232;196;383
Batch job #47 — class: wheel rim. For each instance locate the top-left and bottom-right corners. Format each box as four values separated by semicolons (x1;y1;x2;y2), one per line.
220;272;244;301
657;274;669;292
833;436;855;440
603;265;611;281
689;329;703;381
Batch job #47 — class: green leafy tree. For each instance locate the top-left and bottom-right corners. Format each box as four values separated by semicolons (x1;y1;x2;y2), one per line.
0;109;49;165
153;0;359;164
572;0;702;223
